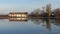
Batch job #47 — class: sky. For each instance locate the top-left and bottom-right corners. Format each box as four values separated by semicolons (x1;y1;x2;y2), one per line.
0;0;60;14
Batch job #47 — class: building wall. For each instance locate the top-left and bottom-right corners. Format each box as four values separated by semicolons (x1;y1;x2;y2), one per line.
9;12;28;21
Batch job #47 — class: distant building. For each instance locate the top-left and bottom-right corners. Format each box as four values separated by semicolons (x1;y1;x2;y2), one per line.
9;12;28;21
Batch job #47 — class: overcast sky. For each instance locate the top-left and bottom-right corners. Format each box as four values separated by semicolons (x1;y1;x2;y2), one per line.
0;0;60;14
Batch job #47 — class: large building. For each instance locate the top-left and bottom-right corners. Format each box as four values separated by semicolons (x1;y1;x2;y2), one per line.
9;12;28;21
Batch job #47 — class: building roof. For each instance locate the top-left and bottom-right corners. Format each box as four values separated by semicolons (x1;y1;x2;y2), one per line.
9;12;28;14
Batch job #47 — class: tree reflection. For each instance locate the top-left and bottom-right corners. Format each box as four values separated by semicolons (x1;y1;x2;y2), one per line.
54;19;60;26
31;18;60;31
30;18;51;31
31;19;44;25
45;19;51;31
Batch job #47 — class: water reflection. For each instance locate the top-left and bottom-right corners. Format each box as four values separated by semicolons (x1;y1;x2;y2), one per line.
30;18;60;31
54;19;60;26
1;18;60;34
9;18;60;31
30;19;44;25
45;19;51;31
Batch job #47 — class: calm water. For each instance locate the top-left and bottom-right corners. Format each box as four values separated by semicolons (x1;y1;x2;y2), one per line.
0;19;60;34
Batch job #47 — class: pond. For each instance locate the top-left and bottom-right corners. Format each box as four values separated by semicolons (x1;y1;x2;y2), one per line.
0;19;60;34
